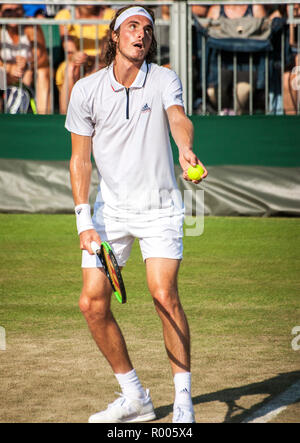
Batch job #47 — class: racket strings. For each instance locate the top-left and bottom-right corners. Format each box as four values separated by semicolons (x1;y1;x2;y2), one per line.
104;251;121;292
100;243;126;304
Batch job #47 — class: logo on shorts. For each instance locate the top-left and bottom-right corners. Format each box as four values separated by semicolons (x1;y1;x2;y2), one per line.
141;103;151;113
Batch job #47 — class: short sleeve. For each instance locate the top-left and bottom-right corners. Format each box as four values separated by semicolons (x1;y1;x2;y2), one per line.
162;69;184;111
65;81;94;136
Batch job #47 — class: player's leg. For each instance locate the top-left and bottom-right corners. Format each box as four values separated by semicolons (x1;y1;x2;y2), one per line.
146;258;190;374
145;256;195;423
80;261;155;422
79;267;133;374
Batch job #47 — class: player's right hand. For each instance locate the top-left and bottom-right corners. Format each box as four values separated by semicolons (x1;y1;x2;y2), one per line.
79;229;101;255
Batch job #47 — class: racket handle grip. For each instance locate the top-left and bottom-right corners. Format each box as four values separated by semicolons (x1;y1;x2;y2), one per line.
91;241;101;254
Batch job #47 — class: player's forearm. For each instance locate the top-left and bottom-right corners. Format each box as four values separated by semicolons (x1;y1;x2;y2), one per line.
70;134;92;205
175;120;194;156
168;107;194;155
70;155;92;206
70;155;97;240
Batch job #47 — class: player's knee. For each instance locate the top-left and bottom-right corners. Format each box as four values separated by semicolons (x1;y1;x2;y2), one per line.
79;294;91;315
152;288;181;315
79;293;109;321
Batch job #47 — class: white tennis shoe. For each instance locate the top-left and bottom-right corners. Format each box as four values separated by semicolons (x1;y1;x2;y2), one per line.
172;405;195;423
88;389;156;423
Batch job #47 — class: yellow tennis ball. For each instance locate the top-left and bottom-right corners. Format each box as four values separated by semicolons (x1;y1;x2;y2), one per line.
187;165;204;181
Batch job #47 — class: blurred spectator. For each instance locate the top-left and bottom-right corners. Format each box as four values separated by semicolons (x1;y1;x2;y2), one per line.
56;34;109;114
152;5;170;67
23;4;47;18
261;3;300;114
283;3;300;114
289;3;300;45
191;5;209;103
54;3;115;113
205;4;267;114
191;5;209;18
264;4;287;20
207;4;266;20
0;3;50;113
153;4;208;68
55;3;114;59
22;3;61;18
56;36;78;114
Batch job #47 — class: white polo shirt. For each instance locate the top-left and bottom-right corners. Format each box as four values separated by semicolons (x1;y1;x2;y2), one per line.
65;61;184;217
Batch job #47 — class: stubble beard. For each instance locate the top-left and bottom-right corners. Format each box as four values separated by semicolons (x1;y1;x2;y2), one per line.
117;42;148;64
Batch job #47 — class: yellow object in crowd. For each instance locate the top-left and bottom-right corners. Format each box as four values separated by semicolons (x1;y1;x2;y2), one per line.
55;8;115;57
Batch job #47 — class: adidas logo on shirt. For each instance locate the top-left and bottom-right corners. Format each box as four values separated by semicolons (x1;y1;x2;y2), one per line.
141;103;151;113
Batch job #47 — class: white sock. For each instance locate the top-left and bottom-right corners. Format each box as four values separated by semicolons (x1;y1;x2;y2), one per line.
174;372;193;409
115;369;146;400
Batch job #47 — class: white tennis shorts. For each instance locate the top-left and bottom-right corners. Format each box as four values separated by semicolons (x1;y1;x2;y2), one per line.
82;205;184;268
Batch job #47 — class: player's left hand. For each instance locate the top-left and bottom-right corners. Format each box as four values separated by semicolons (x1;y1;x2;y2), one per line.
179;150;208;184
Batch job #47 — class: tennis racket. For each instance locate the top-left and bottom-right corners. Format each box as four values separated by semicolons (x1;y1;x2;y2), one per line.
91;241;127;304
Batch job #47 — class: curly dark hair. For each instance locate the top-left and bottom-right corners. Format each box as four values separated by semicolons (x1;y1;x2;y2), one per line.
104;5;157;66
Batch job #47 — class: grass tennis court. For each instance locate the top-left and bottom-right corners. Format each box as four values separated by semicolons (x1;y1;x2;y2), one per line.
0;214;299;423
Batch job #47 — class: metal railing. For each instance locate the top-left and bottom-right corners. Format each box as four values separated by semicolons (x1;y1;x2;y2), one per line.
188;1;300;115
0;1;299;115
0;1;175;114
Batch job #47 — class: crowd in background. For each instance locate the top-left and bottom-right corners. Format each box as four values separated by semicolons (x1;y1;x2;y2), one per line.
192;3;300;115
0;2;299;115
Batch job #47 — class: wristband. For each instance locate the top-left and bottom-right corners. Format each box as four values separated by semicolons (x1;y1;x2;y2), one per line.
75;203;94;235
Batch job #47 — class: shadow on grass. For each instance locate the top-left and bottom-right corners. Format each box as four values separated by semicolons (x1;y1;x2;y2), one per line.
154;370;300;423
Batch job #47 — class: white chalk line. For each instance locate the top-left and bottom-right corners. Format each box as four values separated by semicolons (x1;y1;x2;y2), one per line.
242;380;300;423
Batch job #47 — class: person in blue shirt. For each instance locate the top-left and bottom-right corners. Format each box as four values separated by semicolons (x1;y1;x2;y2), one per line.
23;4;46;18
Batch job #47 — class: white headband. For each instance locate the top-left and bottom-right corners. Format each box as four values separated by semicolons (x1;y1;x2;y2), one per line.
114;7;154;31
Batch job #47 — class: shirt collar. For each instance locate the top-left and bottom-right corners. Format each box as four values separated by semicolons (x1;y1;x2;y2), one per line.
109;61;149;92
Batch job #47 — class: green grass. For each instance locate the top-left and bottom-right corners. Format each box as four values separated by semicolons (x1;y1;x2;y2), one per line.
1;214;300;423
0;214;299;345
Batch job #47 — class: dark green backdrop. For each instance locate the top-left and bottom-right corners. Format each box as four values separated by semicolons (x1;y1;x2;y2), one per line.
0;115;299;215
1;115;299;166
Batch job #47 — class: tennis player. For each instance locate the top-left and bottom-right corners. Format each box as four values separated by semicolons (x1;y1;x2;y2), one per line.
66;5;207;423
